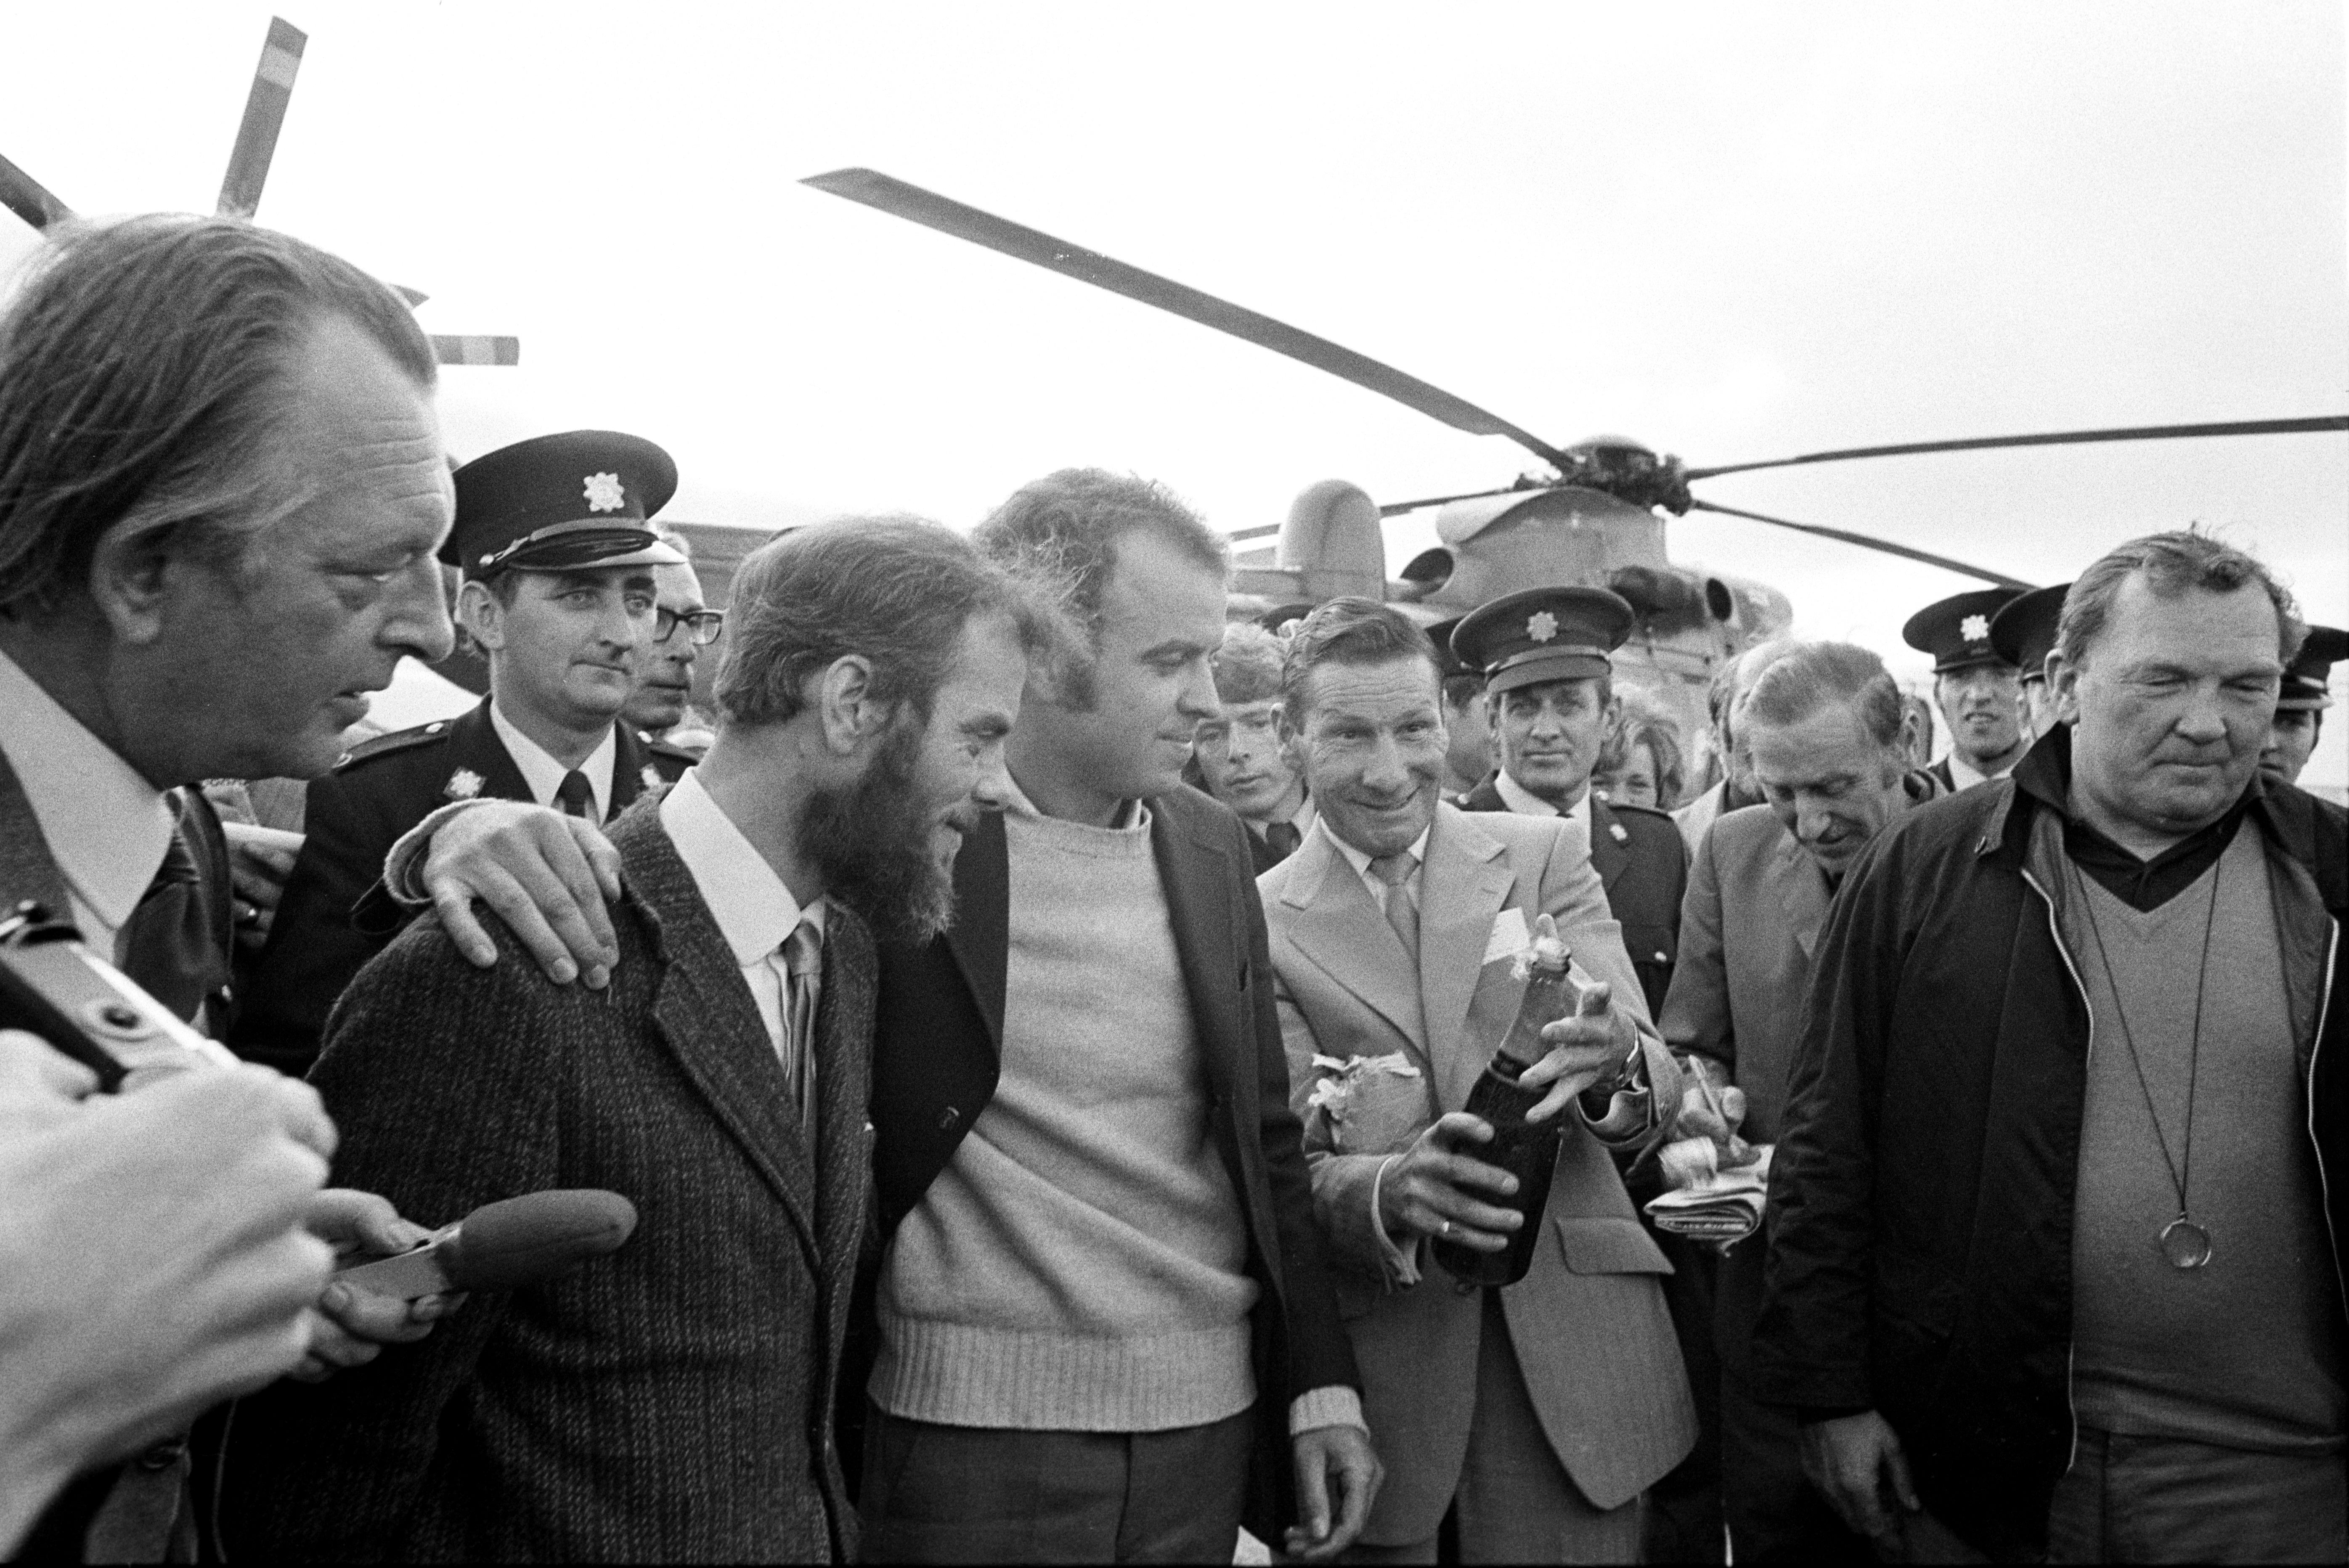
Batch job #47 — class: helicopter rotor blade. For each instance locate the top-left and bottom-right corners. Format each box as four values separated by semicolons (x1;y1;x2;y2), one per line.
394;285;430;307
217;16;307;220
1685;415;2349;482
1687;498;2031;589
1375;485;1526;518
801;167;1573;471
0;151;74;231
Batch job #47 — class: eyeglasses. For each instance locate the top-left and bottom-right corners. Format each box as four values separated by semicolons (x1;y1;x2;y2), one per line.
652;607;725;646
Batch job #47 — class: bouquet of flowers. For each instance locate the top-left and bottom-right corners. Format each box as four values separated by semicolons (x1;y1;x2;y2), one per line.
1303;1052;1434;1157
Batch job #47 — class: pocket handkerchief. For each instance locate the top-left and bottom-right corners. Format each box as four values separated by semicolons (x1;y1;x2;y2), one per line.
1482;906;1530;967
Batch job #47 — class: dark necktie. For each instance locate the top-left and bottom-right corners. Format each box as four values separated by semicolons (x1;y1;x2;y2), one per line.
117;799;215;1024
556;770;596;821
1262;819;1302;861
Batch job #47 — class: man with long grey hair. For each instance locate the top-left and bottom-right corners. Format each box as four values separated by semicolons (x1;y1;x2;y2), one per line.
1754;531;2349;1563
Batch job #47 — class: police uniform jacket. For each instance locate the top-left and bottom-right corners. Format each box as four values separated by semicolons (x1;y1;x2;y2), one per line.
1461;778;1688;1020
230;697;690;1076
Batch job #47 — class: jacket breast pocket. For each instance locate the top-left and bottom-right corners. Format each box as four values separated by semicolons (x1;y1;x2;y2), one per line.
1554;1215;1675;1277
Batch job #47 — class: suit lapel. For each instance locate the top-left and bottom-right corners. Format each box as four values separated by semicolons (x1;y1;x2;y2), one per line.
943;809;1010;1060
450;699;537;805
610;725;647;813
1151;799;1241;1104
618;814;821;1260
1279;828;1429;1056
0;749;71;918
1588;795;1628;894
1417;808;1517;1071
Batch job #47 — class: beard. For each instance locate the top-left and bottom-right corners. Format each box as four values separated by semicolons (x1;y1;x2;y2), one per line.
793;717;969;946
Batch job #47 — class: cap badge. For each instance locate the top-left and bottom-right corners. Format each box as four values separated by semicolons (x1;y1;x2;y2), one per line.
1527;610;1560;643
443;768;485;801
583;472;626;513
1961;613;1991;643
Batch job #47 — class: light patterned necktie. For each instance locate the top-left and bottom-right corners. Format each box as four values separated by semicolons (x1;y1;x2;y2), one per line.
778;919;823;1142
1369;850;1419;962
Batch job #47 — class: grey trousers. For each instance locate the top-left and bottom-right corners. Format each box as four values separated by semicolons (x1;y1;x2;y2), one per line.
1341;1291;1642;1564
857;1401;1253;1564
2046;1426;2349;1565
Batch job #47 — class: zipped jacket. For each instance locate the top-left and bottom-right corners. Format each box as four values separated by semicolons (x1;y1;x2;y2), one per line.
1748;727;2347;1560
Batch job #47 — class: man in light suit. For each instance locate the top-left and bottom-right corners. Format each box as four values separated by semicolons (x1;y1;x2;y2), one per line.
1261;598;1696;1563
223;519;1044;1561
1659;641;1938;1563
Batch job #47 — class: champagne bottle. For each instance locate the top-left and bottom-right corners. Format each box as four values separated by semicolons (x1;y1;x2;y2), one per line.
1432;915;1579;1288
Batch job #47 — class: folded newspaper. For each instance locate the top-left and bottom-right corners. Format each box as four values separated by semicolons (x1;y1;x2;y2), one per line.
1644;1136;1773;1246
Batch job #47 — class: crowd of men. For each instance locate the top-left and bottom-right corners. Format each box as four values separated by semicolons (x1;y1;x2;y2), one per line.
2;212;2344;1567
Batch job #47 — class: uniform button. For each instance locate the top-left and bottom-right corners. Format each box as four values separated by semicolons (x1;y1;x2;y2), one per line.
937;1106;960;1130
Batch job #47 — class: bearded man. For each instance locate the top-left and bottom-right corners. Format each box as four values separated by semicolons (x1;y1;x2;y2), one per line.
222;518;1048;1563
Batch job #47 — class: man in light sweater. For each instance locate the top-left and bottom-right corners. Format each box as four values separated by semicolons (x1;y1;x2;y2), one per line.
865;469;1381;1562
350;471;1385;1560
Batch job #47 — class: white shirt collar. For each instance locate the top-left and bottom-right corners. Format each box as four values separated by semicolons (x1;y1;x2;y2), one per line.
1318;815;1432;885
490;700;618;821
1495;767;1590;828
1944;749;2013;791
0;650;174;955
658;769;825;965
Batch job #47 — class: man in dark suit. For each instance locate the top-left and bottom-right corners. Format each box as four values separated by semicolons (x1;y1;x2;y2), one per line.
863;469;1378;1563
223;518;1044;1562
1452;585;1712;1562
233;430;696;1075
0;214;466;1559
1193;621;1314;872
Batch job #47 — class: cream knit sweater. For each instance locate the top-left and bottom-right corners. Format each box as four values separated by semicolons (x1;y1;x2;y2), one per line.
871;799;1259;1430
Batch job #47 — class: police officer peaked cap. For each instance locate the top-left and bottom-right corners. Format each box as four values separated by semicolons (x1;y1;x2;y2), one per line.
1425;615;1473;682
444;430;685;578
1987;583;2068;682
2280;625;2346;712
1902;587;2026;674
1451;587;1636;695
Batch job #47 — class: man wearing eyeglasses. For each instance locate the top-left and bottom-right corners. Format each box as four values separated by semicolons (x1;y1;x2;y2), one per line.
230;430;698;1076
622;530;726;749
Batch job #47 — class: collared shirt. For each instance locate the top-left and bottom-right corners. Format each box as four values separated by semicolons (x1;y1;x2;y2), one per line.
1318;817;1433;915
1246;795;1317;849
2010;730;2261;914
1944;748;2015;792
0;650;174;960
658;769;827;1059
1495;767;1592;834
490;701;618;823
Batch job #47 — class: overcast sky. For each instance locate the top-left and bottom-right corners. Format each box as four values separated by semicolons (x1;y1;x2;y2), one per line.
5;1;2345;782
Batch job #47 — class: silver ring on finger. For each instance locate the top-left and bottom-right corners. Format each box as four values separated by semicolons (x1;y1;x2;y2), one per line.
1438;1218;1453;1237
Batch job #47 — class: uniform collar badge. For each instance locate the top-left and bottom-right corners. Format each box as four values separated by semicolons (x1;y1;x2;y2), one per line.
641;763;663;789
444;768;486;801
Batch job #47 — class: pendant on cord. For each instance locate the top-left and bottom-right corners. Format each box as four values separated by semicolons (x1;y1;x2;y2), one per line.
2161;1215;2212;1270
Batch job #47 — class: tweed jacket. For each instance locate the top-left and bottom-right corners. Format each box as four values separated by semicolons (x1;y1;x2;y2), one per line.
865;785;1360;1537
1261;805;1697;1538
232;697;689;1076
223;795;875;1563
1461;778;1688;1018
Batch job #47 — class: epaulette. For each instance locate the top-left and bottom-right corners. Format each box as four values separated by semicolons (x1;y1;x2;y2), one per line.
637;731;703;765
333;718;453;771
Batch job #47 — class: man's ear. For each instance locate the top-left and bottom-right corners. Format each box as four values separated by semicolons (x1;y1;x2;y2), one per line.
84;516;185;648
813;654;891;755
457;579;506;653
2046;652;2083;728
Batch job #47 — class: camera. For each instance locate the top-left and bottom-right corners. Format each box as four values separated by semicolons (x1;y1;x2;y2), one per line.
0;901;239;1091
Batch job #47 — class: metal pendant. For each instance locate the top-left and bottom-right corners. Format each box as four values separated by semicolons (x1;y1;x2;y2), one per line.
2160;1216;2212;1270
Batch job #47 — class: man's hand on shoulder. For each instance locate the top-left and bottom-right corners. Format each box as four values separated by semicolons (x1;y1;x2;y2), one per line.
1286;1422;1381;1560
414;801;622;987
